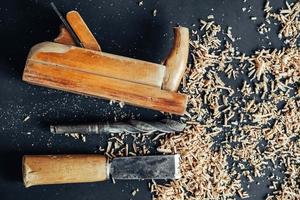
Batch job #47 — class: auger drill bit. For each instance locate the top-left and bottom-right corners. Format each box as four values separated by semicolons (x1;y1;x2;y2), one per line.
50;119;186;135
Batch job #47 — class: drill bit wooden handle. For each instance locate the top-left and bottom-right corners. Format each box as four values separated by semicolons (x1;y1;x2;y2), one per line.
23;155;108;187
50;119;186;135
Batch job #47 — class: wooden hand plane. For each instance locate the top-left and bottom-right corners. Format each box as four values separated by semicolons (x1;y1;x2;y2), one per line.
22;10;189;115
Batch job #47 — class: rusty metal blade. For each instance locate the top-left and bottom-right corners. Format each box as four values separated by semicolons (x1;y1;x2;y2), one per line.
110;154;181;180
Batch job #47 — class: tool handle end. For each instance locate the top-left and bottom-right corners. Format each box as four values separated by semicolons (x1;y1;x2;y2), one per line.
23;155;108;187
163;27;189;92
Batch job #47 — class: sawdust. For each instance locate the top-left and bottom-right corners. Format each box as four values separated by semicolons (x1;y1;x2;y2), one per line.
152;1;300;199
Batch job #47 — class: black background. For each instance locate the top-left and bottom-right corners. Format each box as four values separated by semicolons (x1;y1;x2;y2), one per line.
0;0;290;199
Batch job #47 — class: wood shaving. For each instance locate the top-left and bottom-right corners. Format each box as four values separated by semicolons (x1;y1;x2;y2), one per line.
23;116;30;122
132;188;139;196
65;133;86;142
138;1;143;6
153;9;157;17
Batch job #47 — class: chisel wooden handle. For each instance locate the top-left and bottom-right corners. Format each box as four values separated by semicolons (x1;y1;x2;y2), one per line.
163;27;189;92
22;155;108;187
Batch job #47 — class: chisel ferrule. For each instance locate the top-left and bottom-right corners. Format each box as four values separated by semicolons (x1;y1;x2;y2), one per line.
106;160;111;180
174;154;181;179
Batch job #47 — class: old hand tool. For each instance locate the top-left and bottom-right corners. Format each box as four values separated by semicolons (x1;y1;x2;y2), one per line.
23;154;180;187
22;5;189;115
50;119;185;135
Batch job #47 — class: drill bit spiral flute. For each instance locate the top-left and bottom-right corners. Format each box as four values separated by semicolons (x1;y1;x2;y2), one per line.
50;119;186;135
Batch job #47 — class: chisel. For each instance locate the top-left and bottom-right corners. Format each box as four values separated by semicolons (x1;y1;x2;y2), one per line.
22;154;180;187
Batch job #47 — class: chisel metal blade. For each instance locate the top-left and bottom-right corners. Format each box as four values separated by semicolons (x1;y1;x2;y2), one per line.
110;154;181;180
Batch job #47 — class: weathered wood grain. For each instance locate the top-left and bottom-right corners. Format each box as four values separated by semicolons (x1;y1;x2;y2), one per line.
54;25;76;46
28;42;166;88
23;55;187;115
66;11;101;51
163;27;189;91
23;155;108;187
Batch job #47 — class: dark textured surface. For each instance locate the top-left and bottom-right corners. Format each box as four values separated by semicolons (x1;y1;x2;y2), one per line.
0;0;289;199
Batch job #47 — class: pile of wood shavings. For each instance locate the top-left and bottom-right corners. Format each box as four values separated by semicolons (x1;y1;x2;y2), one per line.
101;132;164;160
265;1;300;44
152;1;300;199
248;47;299;81
151;125;243;199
